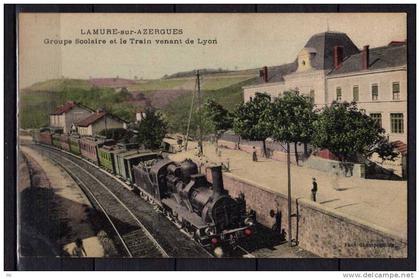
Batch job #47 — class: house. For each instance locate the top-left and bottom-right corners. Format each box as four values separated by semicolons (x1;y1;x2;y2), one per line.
76;110;128;136
243;32;407;143
49;101;93;133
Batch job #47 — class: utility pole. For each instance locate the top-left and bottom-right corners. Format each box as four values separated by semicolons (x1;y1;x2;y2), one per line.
197;70;203;156
184;72;197;151
287;142;292;247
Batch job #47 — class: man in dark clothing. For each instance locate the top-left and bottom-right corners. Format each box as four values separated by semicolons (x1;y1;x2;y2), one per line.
252;146;258;162
311;177;318;202
72;238;87;257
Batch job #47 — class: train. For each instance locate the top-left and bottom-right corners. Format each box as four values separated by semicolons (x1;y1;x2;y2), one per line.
31;129;256;253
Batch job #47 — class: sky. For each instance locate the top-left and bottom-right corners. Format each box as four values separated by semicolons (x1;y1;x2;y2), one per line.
18;13;406;88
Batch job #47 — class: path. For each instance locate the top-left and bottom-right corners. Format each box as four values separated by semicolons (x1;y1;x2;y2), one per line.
20;145;106;257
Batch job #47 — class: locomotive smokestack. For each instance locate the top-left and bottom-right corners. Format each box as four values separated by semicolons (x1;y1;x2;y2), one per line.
210;165;224;195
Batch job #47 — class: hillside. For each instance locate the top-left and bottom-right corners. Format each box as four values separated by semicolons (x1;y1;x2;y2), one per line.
19;70;258;130
163;77;257;136
21;79;93;93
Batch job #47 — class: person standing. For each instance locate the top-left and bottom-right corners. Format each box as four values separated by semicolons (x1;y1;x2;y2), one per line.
311;177;318;202
252;146;258;162
72;238;87;257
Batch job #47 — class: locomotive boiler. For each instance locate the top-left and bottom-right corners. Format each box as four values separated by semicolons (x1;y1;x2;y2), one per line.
133;158;255;248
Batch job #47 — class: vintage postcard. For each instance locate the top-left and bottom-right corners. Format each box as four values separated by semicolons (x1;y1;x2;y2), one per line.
17;12;408;260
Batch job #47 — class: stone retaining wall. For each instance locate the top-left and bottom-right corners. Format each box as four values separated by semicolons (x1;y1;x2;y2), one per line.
304;156;366;178
205;167;407;258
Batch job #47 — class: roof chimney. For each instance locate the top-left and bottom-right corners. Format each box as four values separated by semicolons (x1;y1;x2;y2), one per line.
333;45;344;68
259;66;268;82
361;45;369;70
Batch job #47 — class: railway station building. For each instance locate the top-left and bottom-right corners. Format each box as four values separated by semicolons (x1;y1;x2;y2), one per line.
49;101;93;133
243;31;407;143
76;109;128;136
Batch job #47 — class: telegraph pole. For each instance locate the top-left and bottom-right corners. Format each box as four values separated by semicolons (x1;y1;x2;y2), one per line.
197;70;203;156
287;142;292;247
184;72;197;151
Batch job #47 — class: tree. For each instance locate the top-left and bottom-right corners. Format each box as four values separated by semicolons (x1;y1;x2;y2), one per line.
233;92;272;157
203;99;233;144
368;137;399;163
312;101;386;162
134;108;167;149
269;91;317;165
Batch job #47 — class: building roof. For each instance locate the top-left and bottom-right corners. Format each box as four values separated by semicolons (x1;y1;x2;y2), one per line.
77;111;128;127
51;101;94;115
77;112;107;127
392;140;407;156
304;31;360;70
249;32;360;86
328;44;407;76
253;62;298;85
51;101;76;115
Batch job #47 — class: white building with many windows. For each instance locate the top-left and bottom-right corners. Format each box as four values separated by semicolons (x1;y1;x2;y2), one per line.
49;101;93;133
243;31;407;143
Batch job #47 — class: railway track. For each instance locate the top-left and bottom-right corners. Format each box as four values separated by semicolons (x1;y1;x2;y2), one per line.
32;144;213;258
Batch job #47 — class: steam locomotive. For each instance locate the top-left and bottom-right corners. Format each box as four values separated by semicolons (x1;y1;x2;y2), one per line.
32;130;255;252
133;159;255;248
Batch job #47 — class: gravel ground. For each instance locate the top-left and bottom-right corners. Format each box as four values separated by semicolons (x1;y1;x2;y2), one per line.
19;146;111;257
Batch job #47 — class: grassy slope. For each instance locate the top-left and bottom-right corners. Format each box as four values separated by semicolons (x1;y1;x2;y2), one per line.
162;77;258;135
20;72;258;130
126;74;255;92
22;79;92;92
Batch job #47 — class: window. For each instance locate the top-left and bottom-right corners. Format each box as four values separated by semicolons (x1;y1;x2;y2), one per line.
392;82;400;100
336;87;342;101
371;84;379;100
309;90;315;104
353;86;359;102
370;113;382;128
390;113;404;133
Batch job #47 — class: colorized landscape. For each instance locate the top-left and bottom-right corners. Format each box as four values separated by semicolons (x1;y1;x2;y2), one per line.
19;68;258;135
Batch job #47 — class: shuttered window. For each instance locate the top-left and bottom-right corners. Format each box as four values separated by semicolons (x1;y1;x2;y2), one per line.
371;84;379;100
390;113;404;133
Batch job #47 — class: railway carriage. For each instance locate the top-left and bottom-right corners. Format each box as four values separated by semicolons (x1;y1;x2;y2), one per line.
98;145;118;173
52;134;61;148
60;134;70;151
39;131;53;145
32;130;41;143
115;149;161;183
32;129;53;145
79;137;104;164
69;135;81;155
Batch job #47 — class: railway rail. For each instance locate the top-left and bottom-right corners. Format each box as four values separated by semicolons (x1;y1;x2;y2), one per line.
31;144;214;258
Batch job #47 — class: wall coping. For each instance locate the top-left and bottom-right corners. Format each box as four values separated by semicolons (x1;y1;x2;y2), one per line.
297;198;407;244
306;155;364;166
